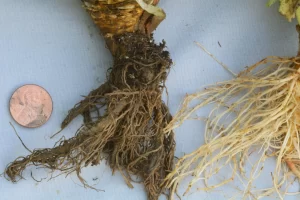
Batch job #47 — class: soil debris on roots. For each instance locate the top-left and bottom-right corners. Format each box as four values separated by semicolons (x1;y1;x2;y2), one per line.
5;32;175;200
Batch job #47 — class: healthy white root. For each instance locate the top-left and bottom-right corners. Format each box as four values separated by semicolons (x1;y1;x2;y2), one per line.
163;56;300;199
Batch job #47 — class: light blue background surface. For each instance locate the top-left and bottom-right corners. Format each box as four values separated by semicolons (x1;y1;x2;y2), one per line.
0;0;299;199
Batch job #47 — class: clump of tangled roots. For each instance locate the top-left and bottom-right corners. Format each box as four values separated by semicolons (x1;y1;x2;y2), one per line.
163;26;300;200
5;32;175;200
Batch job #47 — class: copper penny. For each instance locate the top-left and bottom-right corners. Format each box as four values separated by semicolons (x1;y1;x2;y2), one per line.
9;84;53;128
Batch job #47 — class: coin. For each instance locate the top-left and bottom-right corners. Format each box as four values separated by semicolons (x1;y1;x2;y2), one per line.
9;84;53;128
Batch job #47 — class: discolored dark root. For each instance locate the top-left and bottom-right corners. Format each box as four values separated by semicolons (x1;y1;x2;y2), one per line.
5;32;175;200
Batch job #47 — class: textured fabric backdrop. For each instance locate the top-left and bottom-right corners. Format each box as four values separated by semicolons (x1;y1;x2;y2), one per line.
0;0;299;199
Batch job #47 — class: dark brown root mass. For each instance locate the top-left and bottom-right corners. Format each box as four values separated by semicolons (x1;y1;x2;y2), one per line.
5;32;175;200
